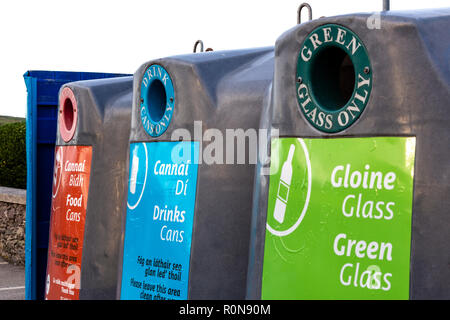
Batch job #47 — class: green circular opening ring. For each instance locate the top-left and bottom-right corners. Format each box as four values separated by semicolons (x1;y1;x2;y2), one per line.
296;24;372;133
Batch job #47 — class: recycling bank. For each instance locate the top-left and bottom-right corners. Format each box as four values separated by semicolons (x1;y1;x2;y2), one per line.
118;49;274;300
44;77;133;299
35;6;450;301
246;9;450;300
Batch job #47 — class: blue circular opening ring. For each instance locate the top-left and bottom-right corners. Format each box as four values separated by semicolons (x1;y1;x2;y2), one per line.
140;64;175;137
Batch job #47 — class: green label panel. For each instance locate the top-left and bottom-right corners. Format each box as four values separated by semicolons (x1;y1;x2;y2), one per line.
262;137;416;299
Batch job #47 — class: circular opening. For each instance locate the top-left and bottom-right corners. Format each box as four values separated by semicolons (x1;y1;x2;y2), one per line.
310;46;355;111
63;97;74;131
147;79;167;123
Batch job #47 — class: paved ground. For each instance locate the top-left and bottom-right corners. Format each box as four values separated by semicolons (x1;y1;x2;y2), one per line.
0;257;25;300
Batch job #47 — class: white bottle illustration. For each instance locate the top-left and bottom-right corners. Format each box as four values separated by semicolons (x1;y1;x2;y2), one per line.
130;149;139;194
273;144;295;224
53;149;61;187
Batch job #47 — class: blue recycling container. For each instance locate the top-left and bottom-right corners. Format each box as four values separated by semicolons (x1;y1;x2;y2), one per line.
23;70;130;300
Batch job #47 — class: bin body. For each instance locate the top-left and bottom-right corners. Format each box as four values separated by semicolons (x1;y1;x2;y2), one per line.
24;71;130;300
44;76;133;299
247;10;450;300
119;48;274;299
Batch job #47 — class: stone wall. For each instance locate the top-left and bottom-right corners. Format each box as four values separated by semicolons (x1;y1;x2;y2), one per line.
0;187;26;265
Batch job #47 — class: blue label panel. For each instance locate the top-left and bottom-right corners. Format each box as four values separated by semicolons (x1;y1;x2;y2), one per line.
121;141;199;300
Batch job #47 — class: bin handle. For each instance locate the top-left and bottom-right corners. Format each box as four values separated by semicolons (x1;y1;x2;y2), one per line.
193;40;213;53
193;40;204;53
297;3;312;24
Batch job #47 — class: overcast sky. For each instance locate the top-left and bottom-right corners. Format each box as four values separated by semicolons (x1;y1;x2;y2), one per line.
0;0;448;118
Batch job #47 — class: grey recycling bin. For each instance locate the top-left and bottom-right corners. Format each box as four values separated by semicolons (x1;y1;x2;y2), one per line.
118;48;274;299
44;76;133;299
247;9;450;300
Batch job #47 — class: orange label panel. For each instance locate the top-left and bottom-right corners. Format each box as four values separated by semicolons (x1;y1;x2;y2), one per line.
45;146;92;300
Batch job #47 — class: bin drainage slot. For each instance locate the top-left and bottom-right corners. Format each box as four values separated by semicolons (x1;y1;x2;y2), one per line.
147;79;167;123
310;46;355;111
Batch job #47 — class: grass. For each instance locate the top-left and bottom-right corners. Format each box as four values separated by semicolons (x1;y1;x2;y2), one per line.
0;116;25;127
